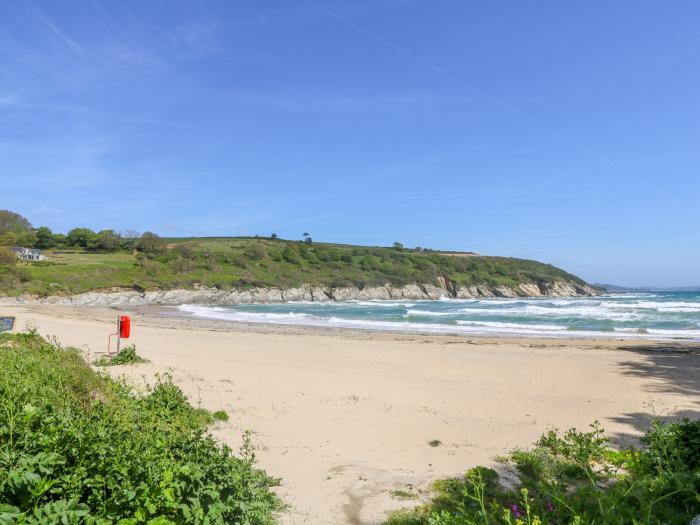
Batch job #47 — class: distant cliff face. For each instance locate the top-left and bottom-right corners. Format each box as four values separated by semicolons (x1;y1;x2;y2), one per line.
23;280;600;306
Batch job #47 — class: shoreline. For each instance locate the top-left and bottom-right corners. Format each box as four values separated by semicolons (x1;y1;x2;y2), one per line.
9;285;700;343
12;301;700;349
2;302;699;524
173;305;700;343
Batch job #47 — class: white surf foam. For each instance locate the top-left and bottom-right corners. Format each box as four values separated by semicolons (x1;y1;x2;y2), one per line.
177;304;699;340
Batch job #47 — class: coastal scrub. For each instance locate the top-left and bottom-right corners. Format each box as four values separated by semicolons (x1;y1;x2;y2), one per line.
93;344;148;366
1;237;594;298
386;421;700;524
0;331;282;524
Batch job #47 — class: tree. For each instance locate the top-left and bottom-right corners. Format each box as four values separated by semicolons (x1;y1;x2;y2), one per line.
0;231;18;247
17;230;36;248
270;233;278;240
35;227;54;249
121;229;141;251
52;233;67;248
393;242;404;250
0;210;31;235
66;228;96;248
0;246;16;266
89;230;122;252
302;232;312;244
135;232;167;256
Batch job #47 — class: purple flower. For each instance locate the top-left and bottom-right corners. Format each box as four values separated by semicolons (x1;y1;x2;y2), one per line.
510;504;523;518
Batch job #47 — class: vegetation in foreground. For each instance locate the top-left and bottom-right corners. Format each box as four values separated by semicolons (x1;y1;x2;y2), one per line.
93;344;149;366
0;331;282;524
386;421;700;525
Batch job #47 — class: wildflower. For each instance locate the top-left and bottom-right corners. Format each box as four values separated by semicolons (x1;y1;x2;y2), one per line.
511;504;523;518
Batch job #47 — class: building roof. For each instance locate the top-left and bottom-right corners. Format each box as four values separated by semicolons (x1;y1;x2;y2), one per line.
11;246;42;254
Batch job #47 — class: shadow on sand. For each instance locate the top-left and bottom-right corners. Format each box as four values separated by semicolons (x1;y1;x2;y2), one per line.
606;341;700;448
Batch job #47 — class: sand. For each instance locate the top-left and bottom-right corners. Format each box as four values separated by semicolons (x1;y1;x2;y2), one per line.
2;301;699;525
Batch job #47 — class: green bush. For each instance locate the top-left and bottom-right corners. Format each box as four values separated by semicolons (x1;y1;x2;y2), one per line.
386;421;700;525
244;242;268;261
642;418;700;472
94;344;148;366
0;332;282;524
0;247;17;266
213;410;230;422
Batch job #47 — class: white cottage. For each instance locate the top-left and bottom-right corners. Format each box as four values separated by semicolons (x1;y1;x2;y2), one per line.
11;247;45;261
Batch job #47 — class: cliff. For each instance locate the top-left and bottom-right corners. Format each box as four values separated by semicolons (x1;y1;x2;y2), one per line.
21;280;599;307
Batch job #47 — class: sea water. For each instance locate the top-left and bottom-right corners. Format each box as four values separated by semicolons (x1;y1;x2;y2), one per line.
178;292;700;340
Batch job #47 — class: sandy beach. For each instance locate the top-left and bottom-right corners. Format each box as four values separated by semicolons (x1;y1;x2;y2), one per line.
2;301;699;525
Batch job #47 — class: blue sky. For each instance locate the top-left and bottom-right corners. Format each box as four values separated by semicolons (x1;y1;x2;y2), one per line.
1;1;699;287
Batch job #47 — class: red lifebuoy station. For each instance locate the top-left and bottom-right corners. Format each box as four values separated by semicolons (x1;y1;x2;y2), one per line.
119;315;130;339
107;315;131;354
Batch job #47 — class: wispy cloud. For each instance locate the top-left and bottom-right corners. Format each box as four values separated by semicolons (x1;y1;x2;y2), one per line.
32;9;85;54
305;0;683;206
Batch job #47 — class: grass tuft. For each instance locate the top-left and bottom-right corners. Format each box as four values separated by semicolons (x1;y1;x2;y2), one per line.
93;344;148;366
213;409;230;422
390;489;418;500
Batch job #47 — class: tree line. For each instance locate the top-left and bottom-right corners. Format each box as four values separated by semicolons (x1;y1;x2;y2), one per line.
0;210;166;254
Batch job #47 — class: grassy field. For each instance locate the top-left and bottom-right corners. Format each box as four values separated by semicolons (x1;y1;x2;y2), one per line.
0;237;591;297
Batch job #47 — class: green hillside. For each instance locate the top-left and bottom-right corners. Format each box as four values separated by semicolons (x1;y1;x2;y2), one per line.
0;237;592;297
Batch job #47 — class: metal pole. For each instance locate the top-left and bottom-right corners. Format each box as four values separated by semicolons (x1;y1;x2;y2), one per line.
116;316;121;353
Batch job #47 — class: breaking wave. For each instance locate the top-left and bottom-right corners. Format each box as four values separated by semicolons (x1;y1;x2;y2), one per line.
178;292;700;341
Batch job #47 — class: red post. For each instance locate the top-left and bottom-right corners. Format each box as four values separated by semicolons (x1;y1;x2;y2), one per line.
107;315;131;354
119;316;131;338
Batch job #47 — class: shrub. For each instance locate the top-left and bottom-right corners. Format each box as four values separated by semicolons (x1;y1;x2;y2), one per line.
94;344;148;366
282;246;302;265
0;332;282;523
136;254;162;276
170;256;195;273
245;242;268;260
0;246;17;266
175;244;196;260
213;410;230;422
642;417;700;472
135;232;167;256
386;421;700;525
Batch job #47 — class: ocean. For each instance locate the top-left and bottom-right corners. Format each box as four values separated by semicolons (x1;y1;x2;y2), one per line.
178;292;700;340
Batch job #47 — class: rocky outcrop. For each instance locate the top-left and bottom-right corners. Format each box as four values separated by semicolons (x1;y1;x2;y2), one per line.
15;280;600;307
